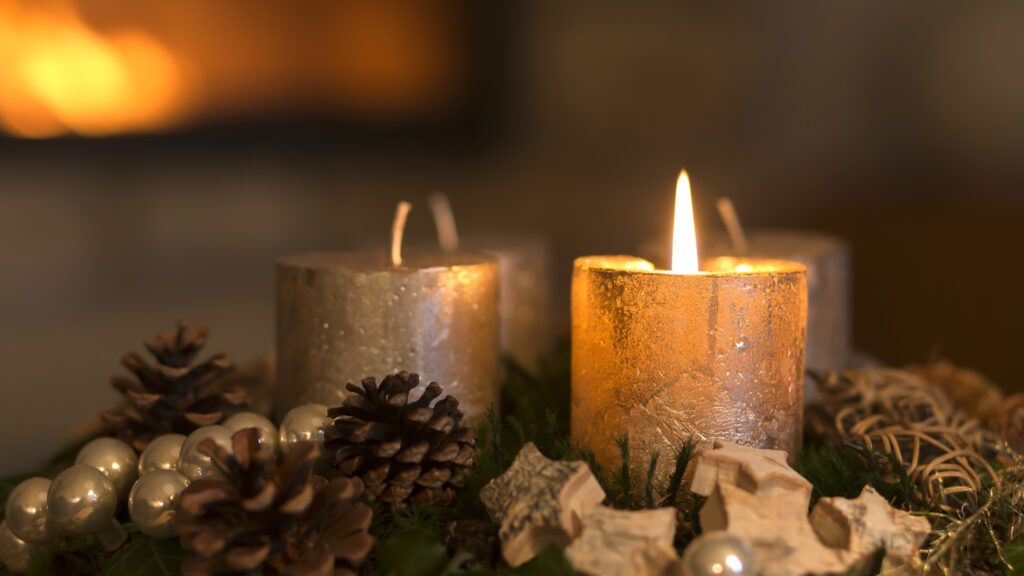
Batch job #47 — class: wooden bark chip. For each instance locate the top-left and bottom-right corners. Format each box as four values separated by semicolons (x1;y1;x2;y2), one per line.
565;507;678;576
811;486;931;567
480;443;605;567
690;441;812;501
691;441;930;576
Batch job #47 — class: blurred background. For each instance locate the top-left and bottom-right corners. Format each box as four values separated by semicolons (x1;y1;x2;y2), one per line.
2;0;1023;473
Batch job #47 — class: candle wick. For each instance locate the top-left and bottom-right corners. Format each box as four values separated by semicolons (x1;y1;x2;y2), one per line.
391;201;413;267
428;192;460;252
716;197;749;255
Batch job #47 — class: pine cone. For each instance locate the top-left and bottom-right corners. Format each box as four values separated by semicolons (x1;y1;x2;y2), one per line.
175;428;374;576
101;321;248;451
324;372;479;509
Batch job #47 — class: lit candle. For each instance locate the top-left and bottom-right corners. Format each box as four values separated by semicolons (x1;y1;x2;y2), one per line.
571;172;807;483
702;225;850;400
275;202;500;422
429;194;554;370
637;202;851;402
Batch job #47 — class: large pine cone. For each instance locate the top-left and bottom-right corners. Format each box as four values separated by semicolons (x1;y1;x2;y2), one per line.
175;428;374;576
324;372;479;509
101;321;248;451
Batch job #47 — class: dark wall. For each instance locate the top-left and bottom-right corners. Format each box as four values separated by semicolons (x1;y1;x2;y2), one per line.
1;0;1023;473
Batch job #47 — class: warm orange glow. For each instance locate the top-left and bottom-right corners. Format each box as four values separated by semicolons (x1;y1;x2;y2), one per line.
671;170;699;273
0;1;189;138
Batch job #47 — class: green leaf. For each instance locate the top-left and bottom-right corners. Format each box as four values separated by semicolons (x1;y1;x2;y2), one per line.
1004;534;1024;575
512;546;574;576
376;531;452;576
99;537;186;576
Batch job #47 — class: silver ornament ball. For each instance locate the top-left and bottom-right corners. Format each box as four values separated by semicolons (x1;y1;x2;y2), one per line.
223;412;279;453
75;437;139;502
47;465;119;536
679;532;757;576
0;520;32;573
128;470;189;539
4;477;53;544
278;403;329;455
138;434;186;476
178;425;233;481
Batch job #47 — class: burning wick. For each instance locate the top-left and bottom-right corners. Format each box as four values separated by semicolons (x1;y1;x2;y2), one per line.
391;201;413;267
671;170;700;273
429;192;460;252
716;197;749;255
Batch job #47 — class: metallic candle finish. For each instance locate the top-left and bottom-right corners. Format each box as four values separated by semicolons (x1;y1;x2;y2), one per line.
703;230;850;382
571;255;807;483
462;235;554;370
276;250;499;422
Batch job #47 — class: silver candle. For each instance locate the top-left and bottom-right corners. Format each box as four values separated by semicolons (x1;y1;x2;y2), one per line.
461;235;553;370
275;250;499;422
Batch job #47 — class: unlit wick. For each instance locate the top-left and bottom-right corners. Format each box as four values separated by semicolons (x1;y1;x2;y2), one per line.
716;197;749;255
429;192;460;253
391;201;413;267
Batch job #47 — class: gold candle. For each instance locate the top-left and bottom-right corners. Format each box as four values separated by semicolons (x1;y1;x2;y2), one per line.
703;230;850;390
276;204;500;422
571;173;807;483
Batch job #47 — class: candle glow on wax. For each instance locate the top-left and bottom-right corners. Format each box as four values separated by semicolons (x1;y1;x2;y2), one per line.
671;170;699;273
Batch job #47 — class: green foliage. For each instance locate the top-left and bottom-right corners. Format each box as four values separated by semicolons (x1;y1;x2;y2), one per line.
99;537;186;576
663;438;696;508
10;341;1024;575
21;535;107;576
509;546;575;576
794;441;914;509
376;532;469;576
1002;534;1024;575
373;532;572;576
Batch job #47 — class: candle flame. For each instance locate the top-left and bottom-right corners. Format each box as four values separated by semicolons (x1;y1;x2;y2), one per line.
671;170;699;273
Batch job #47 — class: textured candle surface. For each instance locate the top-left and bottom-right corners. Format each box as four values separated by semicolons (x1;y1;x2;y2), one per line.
463;235;553;371
571;256;807;483
703;230;850;379
641;230;850;381
276;250;499;422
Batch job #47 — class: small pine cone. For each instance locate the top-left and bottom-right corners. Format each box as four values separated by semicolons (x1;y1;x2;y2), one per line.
101;321;248;451
324;372;479;509
174;428;373;576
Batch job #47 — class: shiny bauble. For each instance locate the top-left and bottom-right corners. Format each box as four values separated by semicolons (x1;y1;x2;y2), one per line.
128;470;189;539
178;425;233;481
4;477;53;544
223;412;278;453
678;532;757;576
138;433;186;476
47;465;118;536
0;520;32;573
278;403;329;455
75;437;139;502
